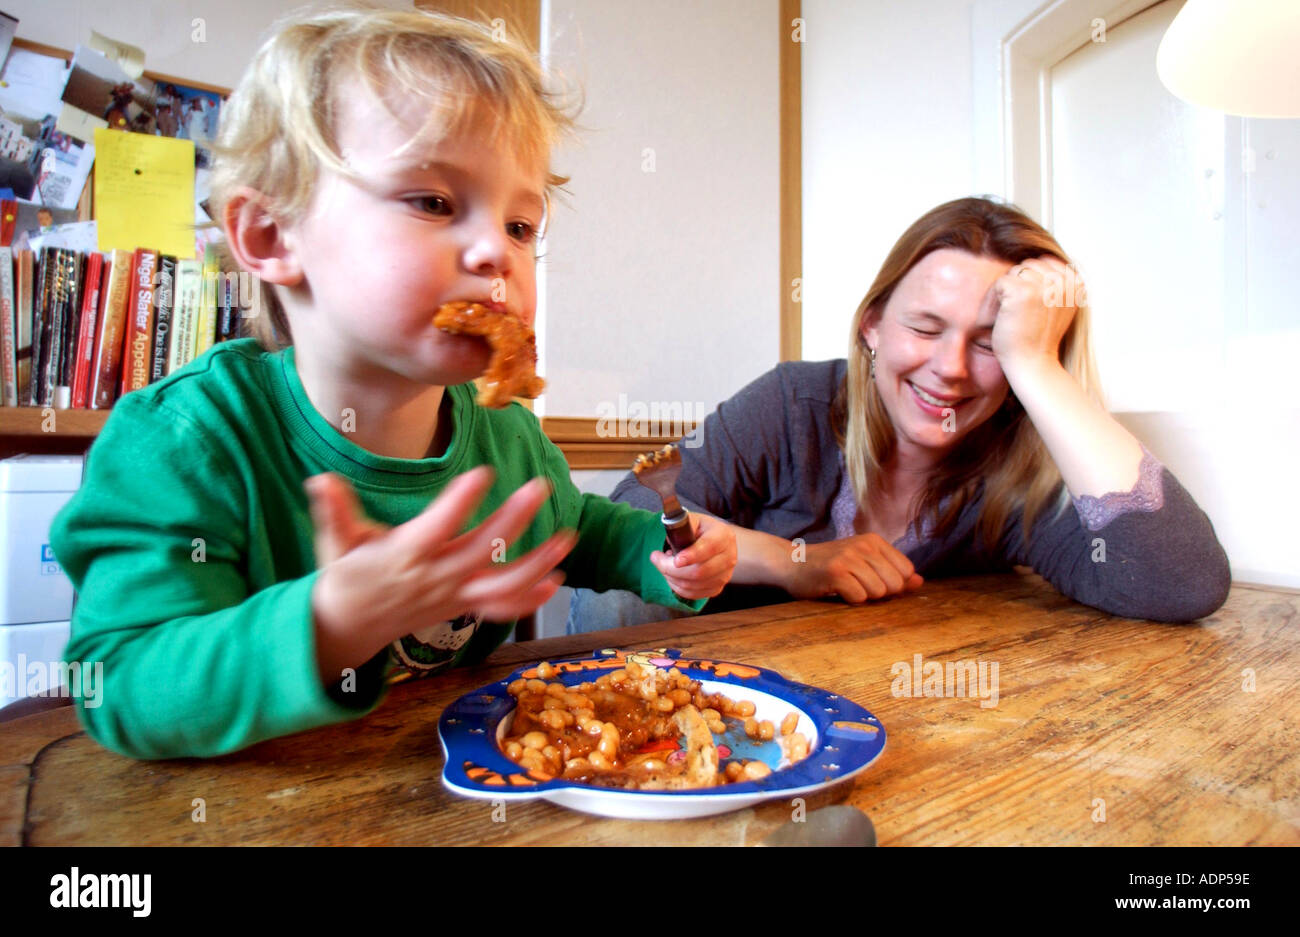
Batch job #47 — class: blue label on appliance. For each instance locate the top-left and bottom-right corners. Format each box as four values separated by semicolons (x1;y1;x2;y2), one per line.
41;543;63;576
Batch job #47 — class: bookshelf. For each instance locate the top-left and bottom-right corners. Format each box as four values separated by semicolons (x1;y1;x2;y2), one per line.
1;406;693;467
0;407;106;458
1;38;229;460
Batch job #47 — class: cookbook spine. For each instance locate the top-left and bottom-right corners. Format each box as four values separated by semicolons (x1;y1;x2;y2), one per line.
15;250;33;404
218;270;239;342
167;259;202;374
56;250;86;400
122;248;157;395
0;247;15;406
151;255;176;383
70;252;105;408
30;246;51;406
90;249;132;410
194;246;219;359
41;249;76;408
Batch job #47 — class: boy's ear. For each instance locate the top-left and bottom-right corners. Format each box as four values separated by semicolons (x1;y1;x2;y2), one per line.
222;187;303;287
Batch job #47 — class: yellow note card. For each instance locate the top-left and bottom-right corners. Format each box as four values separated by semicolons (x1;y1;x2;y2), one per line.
94;128;196;258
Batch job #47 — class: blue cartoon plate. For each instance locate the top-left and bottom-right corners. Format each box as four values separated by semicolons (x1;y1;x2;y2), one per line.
439;648;887;819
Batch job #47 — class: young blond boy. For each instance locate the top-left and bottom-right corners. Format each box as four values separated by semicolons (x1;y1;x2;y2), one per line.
51;8;736;759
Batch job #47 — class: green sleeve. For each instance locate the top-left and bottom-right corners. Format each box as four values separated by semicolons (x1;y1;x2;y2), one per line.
50;395;387;760
533;424;705;613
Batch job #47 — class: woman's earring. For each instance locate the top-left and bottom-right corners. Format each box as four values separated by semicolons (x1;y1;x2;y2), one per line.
869;346;877;381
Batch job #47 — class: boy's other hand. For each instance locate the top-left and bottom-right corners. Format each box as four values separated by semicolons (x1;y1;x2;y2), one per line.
649;513;737;600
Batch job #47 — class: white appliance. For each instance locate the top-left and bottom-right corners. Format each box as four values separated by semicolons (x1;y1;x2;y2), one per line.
0;454;83;709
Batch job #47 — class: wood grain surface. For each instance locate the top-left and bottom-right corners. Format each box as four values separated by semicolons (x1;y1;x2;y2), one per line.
2;573;1296;845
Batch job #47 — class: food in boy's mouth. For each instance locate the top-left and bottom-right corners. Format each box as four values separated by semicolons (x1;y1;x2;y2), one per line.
500;659;810;789
432;301;545;408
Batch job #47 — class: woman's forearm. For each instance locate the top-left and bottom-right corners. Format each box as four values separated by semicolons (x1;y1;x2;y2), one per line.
1000;355;1145;499
729;524;799;589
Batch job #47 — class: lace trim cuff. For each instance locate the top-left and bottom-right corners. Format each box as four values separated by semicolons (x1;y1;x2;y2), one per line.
1072;446;1165;531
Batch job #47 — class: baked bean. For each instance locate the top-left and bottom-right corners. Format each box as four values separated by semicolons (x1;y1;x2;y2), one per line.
537;661;557;679
504;741;523;759
522;731;548;750
708;719;726;735
526;679;547;694
744;717;759;739
598;724;620;760
655;696;675;712
742;760;771;780
734;700;756;718
781;712;799;736
758;720;775;741
538;710;562;730
507;678;527;696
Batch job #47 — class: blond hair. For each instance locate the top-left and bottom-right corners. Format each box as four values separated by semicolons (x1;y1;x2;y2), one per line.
831;197;1103;551
209;3;575;349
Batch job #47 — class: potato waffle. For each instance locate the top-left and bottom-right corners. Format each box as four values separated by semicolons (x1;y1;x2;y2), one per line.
431;301;545;408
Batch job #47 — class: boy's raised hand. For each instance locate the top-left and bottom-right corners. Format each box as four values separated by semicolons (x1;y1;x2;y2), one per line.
305;467;577;683
648;513;738;600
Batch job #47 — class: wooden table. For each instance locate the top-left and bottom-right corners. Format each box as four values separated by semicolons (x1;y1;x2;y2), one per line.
3;573;1296;845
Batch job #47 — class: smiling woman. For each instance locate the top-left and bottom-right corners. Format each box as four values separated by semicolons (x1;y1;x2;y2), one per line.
569;196;1232;632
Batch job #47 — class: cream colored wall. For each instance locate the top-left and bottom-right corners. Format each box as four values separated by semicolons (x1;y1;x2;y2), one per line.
800;0;981;363
539;0;781;418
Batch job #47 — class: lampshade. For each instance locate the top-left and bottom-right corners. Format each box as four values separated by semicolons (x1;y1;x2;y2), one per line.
1156;0;1300;118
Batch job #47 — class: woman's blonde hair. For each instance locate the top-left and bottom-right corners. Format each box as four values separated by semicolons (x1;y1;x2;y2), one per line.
209;3;575;349
831;196;1103;552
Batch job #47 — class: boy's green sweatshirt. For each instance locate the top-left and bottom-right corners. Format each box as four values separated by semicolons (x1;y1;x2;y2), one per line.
50;339;698;759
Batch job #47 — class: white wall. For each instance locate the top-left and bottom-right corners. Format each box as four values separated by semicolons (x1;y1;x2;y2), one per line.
2;0;414;90
540;0;781;418
801;0;983;363
534;0;782;631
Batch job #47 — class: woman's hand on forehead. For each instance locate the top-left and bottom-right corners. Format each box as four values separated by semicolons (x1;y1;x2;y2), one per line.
990;256;1081;371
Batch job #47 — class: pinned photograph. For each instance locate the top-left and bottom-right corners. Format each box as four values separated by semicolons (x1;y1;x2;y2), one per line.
59;45;143;141
151;82;223;168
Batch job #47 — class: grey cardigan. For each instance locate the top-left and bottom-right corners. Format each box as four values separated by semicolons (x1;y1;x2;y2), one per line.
605;359;1231;623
